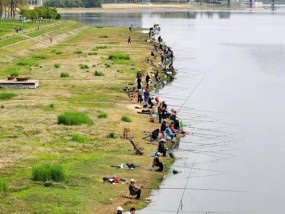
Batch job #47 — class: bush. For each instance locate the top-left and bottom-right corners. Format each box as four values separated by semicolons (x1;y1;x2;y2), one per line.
97;112;107;118
108;53;130;61
94;71;104;76
60;72;69;78
71;134;90;143
10;71;19;77
80;64;89;69
57;112;94;126
121;115;132;123
0;178;8;192
32;163;66;182
54;64;61;68
0;93;16;100
99;35;108;38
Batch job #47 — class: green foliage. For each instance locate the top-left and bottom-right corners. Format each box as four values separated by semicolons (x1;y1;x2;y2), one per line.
20;6;60;20
10;71;19;77
121;115;132;123
0;93;16;100
97;112;107;119
54;64;61;68
108;53;130;61
57;112;94;126
44;0;102;8
99;35;108;38
0;178;8;192
93;46;108;51
56;51;63;55
80;64;89;69
32;55;48;60
17;59;36;67
94;71;104;76
32;163;66;182
49;104;54;109
60;72;69;78
71;134;90;143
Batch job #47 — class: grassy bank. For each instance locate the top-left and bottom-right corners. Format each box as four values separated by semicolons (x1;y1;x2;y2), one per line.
0;20;173;213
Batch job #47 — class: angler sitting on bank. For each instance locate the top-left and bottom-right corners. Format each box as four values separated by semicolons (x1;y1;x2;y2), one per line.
158;139;167;156
129;179;143;199
152;152;164;172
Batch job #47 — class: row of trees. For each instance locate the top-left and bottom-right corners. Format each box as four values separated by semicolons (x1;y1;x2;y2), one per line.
44;0;102;8
20;6;61;20
0;0;27;18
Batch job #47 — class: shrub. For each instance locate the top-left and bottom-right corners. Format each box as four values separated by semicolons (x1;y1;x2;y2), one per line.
121;115;132;123
99;35;108;38
0;93;16;100
97;112;107;118
60;72;69;78
10;71;19;77
57;112;94;126
73;50;83;54
80;64;89;69
0;178;8;192
54;64;60;68
71;134;90;143
32;163;66;182
108;53;130;61
94;71;104;76
107;132;116;138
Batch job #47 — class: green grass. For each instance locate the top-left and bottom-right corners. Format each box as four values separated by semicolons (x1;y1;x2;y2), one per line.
0;93;16;100
93;46;108;51
108;53;130;61
94;71;104;76
16;58;37;67
87;52;97;55
32;163;67;182
32;55;48;60
97;112;107;119
0;36;27;48
0;178;8;192
60;72;69;78
107;132;116;138
10;71;19;77
71;134;91;143
54;64;61;68
80;64;89;69
99;35;108;38
57;112;94;126
121;115;132;123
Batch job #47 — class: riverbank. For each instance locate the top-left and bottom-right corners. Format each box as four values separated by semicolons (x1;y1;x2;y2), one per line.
58;3;251;14
0;20;174;213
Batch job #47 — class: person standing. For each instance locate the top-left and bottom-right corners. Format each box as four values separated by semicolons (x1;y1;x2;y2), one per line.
128;36;131;44
145;73;150;89
158;103;163;123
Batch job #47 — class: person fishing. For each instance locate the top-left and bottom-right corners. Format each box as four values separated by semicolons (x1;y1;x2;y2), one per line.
145;73;150;89
152;152;164;172
129;207;136;214
129;179;143;199
158;139;167;156
116;206;124;214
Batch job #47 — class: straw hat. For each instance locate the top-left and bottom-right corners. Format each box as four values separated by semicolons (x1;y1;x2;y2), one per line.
130;179;135;182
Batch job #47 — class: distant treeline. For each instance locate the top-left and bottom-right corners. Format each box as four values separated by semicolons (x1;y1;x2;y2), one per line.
44;0;102;8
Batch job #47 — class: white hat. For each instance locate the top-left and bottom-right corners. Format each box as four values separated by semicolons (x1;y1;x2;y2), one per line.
130;179;135;182
161;139;166;142
117;206;124;211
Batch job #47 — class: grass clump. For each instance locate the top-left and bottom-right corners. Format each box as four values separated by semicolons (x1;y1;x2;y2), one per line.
105;63;111;68
71;134;90;143
121;115;132;123
57;112;94;126
10;71;19;77
54;64;61;68
107;132;116;139
0;178;8;192
99;35;108;38
73;50;83;54
108;53;130;61
60;72;69;78
32;163;66;182
55;51;63;55
0;93;16;100
93;46;108;51
88;52;97;56
94;71;104;76
32;55;48;60
97;112;107;119
16;59;35;67
80;64;89;69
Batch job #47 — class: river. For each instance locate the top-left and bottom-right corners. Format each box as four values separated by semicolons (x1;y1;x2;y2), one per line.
62;11;285;214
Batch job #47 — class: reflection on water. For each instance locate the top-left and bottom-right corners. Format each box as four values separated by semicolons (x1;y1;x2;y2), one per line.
64;11;285;214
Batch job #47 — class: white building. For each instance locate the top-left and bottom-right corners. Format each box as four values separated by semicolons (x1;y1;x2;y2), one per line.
28;0;43;7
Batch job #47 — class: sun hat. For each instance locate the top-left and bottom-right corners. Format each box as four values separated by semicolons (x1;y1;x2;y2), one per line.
161;139;166;142
130;179;135;182
117;206;124;211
